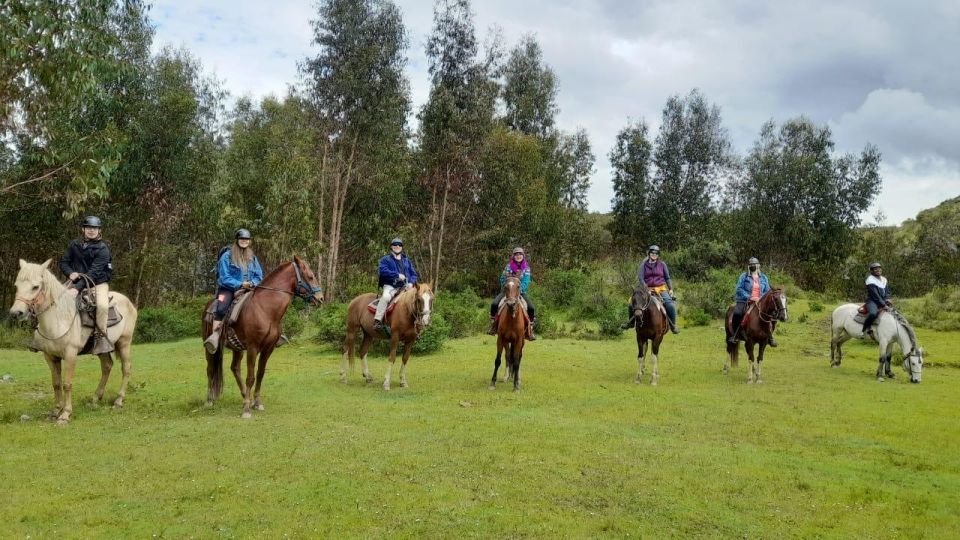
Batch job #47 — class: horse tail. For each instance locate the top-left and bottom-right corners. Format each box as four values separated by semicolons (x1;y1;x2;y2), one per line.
209;349;224;399
727;339;739;367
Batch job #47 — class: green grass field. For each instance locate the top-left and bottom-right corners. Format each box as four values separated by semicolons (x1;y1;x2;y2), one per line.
1;301;958;538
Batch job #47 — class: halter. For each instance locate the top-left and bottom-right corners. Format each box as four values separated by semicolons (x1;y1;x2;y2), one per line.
17;275;81;341
410;287;431;337
631;287;653;327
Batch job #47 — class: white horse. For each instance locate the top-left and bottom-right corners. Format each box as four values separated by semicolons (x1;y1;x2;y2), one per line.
8;259;139;423
830;303;923;383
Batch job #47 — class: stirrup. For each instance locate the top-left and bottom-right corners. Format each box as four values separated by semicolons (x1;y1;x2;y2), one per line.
91;333;114;354
204;332;221;354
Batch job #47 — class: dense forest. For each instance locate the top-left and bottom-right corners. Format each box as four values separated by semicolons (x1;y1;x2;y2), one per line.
2;0;957;313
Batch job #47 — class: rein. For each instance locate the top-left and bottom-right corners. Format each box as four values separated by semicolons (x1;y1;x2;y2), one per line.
758;290;784;324
21;275;82;342
254;260;321;302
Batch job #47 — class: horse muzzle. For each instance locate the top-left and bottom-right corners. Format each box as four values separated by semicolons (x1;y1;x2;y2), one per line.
309;293;324;307
9;305;27;322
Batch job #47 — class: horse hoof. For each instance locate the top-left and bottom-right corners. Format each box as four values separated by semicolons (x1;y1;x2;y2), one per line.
400;382;408;388
205;401;214;408
830;364;840;369
651;380;658;387
56;417;70;426
383;385;391;391
255;404;265;411
756;379;763;384
877;377;885;382
634;378;642;384
112;398;124;409
489;384;496;390
746;379;754;384
339;377;347;384
241;411;252;419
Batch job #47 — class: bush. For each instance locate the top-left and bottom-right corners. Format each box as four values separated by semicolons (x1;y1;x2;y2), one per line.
311;303;349;346
685;308;711;327
539;269;587;308
670;240;735;281
0;321;33;349
412;312;449;353
597;303;626;338
679;268;740;319
534;310;561;339
899;285;960;331
281;303;309;340
136;299;204;343
436;288;486;338
809;301;824;313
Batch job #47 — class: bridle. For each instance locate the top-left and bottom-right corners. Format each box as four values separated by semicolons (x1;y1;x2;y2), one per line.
16;275;80;341
631;287;652;327
758;289;785;324
411;286;431;335
255;259;322;303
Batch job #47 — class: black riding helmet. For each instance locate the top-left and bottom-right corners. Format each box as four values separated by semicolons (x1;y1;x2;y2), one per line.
82;215;103;228
648;245;660;254
390;237;403;247
748;257;760;265
869;262;882;270
235;228;252;240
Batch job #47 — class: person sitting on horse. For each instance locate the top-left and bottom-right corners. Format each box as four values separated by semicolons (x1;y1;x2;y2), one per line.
204;228;264;354
621;244;679;334
728;257;778;347
860;262;892;339
373;238;419;330
487;247;536;340
57;215;114;354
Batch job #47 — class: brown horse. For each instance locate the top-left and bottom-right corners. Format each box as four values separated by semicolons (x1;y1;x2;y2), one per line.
723;288;788;383
627;285;669;385
342;283;434;390
489;275;528;391
203;256;323;417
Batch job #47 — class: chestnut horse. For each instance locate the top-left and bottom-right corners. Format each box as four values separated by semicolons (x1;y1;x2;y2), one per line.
723;288;788;383
490;275;528;391
342;283;433;390
203;256;322;417
626;285;669;385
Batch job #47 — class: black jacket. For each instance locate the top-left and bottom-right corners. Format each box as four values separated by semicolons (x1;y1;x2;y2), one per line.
59;239;113;290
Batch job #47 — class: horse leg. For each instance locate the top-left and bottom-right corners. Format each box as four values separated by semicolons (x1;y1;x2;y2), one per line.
44;353;64;418
650;337;661;386
755;342;766;384
253;347;274;411
229;349;247;405
242;346;258;418
93;352;113;403
636;338;647;384
745;341;756;384
340;327;354;383
491;337;504;389
359;334;374;384
57;352;78;424
113;337;133;408
512;341;523;392
399;342;412;388
383;335;400;391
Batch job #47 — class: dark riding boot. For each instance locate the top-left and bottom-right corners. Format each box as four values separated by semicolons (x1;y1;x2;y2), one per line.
373;318;384;330
728;315;742;345
526;319;536;341
620;317;635;330
768;335;778;347
91;331;114;354
204;321;222;354
487;317;497;335
668;318;680;334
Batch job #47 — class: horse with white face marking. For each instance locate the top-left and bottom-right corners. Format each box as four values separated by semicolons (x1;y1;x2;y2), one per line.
830;303;923;383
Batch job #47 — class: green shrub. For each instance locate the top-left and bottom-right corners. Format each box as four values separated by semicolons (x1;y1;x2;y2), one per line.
412;312;449;353
311;303;348;346
281;303;308;340
436;288;486;338
0;322;33;349
534;311;561;339
809;301;824;313
680;268;739;319
539;269;587;308
685;308;711;327
597;303;626;338
898;285;960;331
670;240;735;281
136;303;199;343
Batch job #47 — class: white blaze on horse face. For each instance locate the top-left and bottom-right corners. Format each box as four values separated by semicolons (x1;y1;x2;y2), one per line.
10;264;43;318
905;350;923;383
421;292;432;325
779;293;788;321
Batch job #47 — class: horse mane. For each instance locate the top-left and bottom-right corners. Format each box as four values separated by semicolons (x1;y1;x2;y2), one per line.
259;260;292;286
892;310;918;351
397;284;430;312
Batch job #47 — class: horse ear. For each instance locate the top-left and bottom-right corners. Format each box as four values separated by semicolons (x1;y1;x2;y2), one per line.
19;258;27;269
40;258;53;270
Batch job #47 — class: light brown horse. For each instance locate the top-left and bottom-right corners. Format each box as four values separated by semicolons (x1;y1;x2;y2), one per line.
342;283;434;390
628;285;669;385
8;259;138;424
203;256;323;417
489;275;528;391
724;288;788;383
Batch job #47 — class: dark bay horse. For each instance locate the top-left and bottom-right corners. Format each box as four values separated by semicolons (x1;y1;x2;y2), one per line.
203;256;322;417
723;288;787;383
628;285;668;385
490;275;528;391
342;283;434;390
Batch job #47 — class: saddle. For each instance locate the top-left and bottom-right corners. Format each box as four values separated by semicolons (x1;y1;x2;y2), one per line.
76;291;122;329
203;289;254;351
494;296;530;326
853;304;886;326
366;288;404;316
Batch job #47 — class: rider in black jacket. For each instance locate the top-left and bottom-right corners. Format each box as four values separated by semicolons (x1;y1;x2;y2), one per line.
59;216;114;353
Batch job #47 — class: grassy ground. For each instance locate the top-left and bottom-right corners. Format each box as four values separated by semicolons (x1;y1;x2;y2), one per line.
1;300;958;538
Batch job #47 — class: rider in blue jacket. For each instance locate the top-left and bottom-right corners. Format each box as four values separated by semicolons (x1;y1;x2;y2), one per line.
204;228;264;353
487;247;536;340
374;238;418;329
728;257;777;347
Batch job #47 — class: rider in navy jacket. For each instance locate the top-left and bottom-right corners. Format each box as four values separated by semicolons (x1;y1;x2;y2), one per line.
374;238;419;329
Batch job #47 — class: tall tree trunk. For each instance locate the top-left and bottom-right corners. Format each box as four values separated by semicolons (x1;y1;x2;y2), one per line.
433;166;451;289
316;144;328;287
134;230;149;307
325;138;358;302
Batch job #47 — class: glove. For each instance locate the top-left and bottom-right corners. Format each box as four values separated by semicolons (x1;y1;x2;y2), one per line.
242;281;252;289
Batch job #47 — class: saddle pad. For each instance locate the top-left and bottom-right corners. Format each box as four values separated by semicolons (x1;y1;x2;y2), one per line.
366;299;398;315
79;306;122;329
228;291;253;324
853;312;884;326
495;297;530;326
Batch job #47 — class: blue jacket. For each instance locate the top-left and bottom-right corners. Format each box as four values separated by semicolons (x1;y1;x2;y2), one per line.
499;263;532;294
378;253;418;288
217;250;264;291
735;272;770;302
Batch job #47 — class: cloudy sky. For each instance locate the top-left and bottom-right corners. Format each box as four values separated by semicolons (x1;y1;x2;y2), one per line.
151;0;960;224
